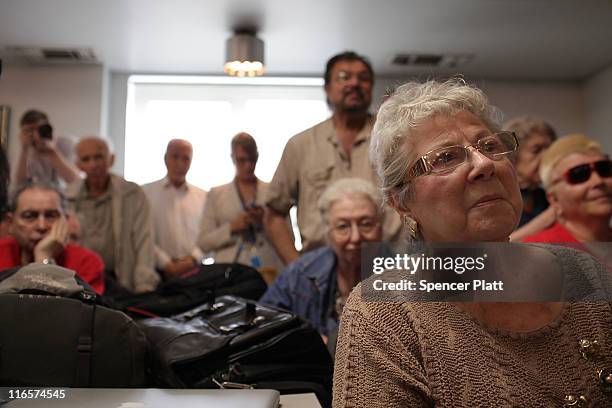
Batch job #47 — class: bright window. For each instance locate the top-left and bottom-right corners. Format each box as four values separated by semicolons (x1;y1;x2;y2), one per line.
124;75;329;190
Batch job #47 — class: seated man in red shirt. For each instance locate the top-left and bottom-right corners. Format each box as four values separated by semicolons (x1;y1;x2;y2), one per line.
0;182;105;294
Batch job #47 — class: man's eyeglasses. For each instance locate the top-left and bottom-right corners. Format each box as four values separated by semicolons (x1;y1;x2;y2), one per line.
18;210;62;224
555;159;612;185
234;157;258;165
335;70;373;84
331;218;379;238
407;131;519;179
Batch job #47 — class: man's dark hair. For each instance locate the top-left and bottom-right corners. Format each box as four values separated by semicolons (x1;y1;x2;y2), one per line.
0;147;9;219
324;51;374;87
9;181;67;214
20;109;48;126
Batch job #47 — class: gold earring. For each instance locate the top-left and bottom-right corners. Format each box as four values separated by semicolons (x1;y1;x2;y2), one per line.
403;216;419;239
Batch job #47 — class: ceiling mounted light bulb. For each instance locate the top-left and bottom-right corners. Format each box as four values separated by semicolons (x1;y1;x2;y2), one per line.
224;30;265;77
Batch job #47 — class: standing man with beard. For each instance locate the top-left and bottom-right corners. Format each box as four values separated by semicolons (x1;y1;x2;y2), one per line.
264;51;402;265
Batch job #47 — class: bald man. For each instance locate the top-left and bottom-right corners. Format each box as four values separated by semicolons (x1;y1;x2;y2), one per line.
66;137;159;293
142;139;207;278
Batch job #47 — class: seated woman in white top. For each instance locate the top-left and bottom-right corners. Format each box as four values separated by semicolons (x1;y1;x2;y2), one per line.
197;132;284;277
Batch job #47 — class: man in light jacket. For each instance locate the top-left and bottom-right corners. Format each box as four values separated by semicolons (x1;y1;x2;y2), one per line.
66;136;159;293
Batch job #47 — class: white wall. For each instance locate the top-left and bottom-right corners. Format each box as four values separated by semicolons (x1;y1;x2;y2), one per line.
0;63;105;172
584;63;612;155
107;73;130;174
479;80;585;135
374;78;585;136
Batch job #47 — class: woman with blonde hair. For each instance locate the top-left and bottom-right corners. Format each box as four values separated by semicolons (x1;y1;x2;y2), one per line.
523;134;611;243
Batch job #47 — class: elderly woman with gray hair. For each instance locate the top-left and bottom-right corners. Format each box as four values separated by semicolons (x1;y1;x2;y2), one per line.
260;178;383;344
332;79;612;407
505;116;558;240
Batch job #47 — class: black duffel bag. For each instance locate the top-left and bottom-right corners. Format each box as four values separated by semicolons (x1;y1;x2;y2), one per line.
0;263;148;387
139;295;333;406
109;263;268;318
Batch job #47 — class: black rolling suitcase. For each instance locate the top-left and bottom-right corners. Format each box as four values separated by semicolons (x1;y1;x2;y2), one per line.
138;295;334;406
109;263;268;318
0;263;148;387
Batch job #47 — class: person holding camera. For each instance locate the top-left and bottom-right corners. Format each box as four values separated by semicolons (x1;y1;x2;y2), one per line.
197;132;285;277
14;109;80;188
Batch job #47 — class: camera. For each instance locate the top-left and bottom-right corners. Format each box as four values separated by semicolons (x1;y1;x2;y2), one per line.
38;124;53;140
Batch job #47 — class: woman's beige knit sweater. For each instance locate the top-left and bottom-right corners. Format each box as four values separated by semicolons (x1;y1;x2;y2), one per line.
333;246;612;407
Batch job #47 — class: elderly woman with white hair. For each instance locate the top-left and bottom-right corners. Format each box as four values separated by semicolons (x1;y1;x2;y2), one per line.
332;79;612;407
260;178;383;343
524;134;612;243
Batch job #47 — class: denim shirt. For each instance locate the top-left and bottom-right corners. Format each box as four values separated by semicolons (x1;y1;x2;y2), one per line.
260;246;337;336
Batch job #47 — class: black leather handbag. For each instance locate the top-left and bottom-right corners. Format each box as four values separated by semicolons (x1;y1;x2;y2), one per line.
109;263;268;318
138;295;333;406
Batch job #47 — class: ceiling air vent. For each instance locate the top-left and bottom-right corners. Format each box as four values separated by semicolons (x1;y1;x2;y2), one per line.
391;53;472;68
39;47;97;63
0;46;98;64
391;54;412;66
413;54;443;66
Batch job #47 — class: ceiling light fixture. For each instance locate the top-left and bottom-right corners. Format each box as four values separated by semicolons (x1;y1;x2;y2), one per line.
224;30;265;77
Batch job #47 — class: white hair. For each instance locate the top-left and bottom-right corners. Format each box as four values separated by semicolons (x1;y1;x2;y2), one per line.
317;178;382;225
76;135;115;154
370;77;503;212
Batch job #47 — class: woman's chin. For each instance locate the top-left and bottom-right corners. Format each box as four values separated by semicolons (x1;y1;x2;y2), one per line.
586;201;612;218
466;221;516;242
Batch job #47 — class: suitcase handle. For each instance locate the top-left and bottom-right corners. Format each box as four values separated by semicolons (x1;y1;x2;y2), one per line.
218;303;267;333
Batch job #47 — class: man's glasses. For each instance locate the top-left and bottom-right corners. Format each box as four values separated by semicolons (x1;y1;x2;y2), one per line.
331;218;379;238
18;210;62;224
557;159;612;185
335;70;373;84
408;131;519;179
234;157;257;165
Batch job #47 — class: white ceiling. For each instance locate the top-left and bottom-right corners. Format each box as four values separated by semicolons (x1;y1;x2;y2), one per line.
1;0;612;80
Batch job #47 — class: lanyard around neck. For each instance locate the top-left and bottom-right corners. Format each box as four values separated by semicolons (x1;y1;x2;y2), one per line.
234;178;258;211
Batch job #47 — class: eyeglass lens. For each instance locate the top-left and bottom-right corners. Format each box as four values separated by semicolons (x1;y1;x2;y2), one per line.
336;71;372;83
427;132;517;173
333;219;377;236
19;210;61;223
235;157;257;164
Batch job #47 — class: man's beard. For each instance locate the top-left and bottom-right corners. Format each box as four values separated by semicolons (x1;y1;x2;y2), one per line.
341;103;369;114
339;88;370;113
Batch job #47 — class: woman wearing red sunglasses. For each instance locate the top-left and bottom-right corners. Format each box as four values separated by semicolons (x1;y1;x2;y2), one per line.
523;134;612;243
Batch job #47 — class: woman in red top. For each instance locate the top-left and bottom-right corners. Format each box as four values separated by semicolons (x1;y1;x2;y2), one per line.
523;134;612;244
